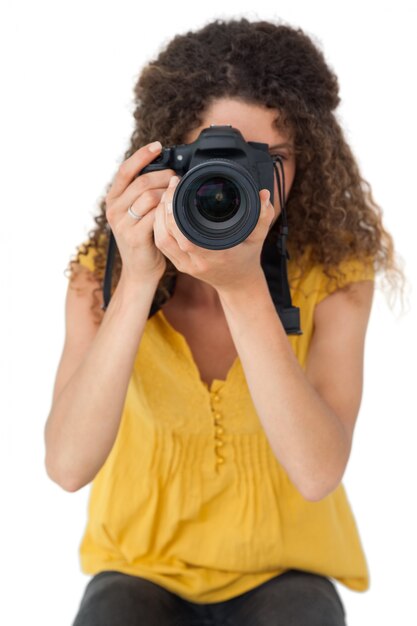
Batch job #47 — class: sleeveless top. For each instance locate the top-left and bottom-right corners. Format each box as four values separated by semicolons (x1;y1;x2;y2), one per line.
74;241;374;603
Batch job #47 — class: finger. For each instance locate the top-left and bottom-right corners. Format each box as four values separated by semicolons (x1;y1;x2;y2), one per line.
114;186;162;234
164;175;180;216
112;200;159;246
121;187;164;224
153;192;171;247
107;141;163;201
260;189;271;215
116;169;177;214
153;191;187;267
244;189;275;243
163;176;198;254
261;189;279;230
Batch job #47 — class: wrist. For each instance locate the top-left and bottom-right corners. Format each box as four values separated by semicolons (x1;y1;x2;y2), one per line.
116;270;160;304
216;268;267;298
119;268;160;290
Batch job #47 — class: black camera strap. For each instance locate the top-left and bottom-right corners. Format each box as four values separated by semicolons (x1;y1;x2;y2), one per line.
260;159;301;334
101;157;301;335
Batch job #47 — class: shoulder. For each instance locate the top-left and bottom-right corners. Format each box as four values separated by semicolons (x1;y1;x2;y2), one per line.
313;255;375;327
314;277;374;335
308;253;375;345
288;248;375;305
287;250;375;376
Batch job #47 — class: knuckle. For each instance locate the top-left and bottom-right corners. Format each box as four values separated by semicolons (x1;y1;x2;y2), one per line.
118;160;131;177
112;221;123;238
198;259;209;272
105;197;114;213
162;231;172;247
153;231;164;248
105;189;112;202
105;207;115;223
134;174;150;196
105;201;119;221
142;189;160;206
179;240;194;253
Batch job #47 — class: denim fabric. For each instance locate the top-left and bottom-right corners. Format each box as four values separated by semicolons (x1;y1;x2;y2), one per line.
72;568;346;626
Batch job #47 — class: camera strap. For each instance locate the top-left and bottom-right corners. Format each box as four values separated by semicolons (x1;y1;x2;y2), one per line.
259;159;301;335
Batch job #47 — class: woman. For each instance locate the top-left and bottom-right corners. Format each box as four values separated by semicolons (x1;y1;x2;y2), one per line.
44;17;403;626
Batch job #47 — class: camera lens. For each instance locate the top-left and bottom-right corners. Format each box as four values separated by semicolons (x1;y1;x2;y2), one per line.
194;176;240;222
173;160;260;250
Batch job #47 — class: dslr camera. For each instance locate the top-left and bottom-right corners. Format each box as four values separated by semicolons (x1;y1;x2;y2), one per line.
140;125;274;250
102;125;301;334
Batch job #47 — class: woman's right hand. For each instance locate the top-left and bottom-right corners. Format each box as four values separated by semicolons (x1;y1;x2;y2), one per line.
105;141;178;285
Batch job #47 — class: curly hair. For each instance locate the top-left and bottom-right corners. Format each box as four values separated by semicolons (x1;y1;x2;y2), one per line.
66;17;405;324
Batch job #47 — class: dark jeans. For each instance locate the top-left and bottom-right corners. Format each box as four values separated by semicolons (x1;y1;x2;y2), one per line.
72;568;346;626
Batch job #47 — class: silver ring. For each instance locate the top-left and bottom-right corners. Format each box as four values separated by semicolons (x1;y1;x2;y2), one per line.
128;205;143;220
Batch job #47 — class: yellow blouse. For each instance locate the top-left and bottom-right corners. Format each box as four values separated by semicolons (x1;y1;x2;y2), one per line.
74;241;374;604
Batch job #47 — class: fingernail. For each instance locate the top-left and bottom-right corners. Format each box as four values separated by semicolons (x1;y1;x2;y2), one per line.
149;140;162;153
166;201;173;214
169;175;179;187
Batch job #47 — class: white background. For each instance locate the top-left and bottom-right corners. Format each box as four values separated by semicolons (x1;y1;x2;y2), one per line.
1;1;416;624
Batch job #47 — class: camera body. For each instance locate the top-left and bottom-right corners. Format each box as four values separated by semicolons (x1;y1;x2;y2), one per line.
140;125;275;250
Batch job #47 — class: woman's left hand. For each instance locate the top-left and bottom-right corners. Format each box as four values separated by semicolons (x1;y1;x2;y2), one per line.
153;175;279;293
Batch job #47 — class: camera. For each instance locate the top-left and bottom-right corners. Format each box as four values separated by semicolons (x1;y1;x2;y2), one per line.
102;125;301;335
139;125;274;250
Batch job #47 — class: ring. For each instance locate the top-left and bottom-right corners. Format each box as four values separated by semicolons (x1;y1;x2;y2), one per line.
128;205;143;220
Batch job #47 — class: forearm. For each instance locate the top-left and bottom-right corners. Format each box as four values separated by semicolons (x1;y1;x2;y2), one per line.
45;273;158;491
217;272;349;501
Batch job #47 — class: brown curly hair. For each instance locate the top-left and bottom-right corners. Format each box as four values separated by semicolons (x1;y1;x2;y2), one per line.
66;17;405;324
